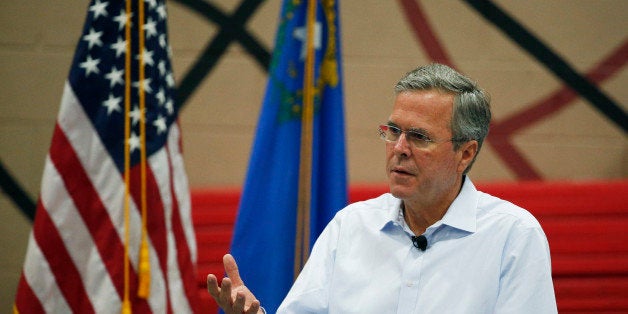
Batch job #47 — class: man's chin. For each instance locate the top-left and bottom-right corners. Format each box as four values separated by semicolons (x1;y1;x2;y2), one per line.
389;184;413;200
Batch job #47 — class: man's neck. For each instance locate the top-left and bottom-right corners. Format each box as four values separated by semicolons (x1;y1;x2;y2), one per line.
402;177;466;235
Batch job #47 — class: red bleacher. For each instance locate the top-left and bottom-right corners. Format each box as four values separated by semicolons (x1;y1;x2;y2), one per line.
192;180;628;313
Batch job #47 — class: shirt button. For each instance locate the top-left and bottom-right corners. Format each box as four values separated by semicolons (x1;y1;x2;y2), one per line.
406;281;413;287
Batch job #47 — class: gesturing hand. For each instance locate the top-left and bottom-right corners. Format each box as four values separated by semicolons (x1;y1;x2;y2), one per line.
207;254;263;314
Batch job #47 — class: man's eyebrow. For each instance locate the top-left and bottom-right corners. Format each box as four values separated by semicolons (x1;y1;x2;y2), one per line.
406;126;431;135
386;121;430;137
407;127;429;134
387;121;430;134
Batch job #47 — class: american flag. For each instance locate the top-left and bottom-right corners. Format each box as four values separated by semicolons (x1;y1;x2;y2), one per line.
14;0;200;313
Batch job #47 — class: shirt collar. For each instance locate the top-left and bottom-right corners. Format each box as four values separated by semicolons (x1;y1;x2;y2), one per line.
380;176;479;233
379;195;403;231
437;176;478;233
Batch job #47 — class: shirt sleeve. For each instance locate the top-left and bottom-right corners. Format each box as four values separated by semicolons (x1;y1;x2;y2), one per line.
494;221;558;313
276;215;341;313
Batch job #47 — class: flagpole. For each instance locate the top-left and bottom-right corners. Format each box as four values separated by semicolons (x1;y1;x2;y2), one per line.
122;0;133;313
294;0;317;279
137;0;152;299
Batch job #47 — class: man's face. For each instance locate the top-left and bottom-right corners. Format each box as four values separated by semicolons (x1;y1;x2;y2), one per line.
385;90;466;203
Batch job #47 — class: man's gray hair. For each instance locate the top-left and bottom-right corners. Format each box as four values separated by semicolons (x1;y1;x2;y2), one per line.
395;63;491;175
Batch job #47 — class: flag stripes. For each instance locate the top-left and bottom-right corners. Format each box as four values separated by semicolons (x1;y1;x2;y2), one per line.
33;199;98;313
16;90;196;312
18;236;71;312
14;0;198;311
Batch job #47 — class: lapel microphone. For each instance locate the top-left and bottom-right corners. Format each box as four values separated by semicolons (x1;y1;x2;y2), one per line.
411;235;428;251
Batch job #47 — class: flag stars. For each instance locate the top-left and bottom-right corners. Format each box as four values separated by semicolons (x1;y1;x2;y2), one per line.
156;3;167;20
83;28;103;50
164;99;174;115
144;17;157;39
159;34;167;48
79;55;100;76
111;37;127;58
105;66;124;88
89;0;109;20
137;48;154;67
156;88;166;105
145;0;157;9
294;22;322;60
133;78;153;94
153;115;167;134
130;106;142;125
102;93;122;115
166;72;175;88
158;60;166;76
113;9;133;31
128;132;141;152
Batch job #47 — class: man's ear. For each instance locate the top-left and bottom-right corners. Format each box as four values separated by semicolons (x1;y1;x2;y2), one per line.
457;140;478;174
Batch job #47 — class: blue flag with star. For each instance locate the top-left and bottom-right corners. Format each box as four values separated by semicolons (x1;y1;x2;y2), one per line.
229;0;347;312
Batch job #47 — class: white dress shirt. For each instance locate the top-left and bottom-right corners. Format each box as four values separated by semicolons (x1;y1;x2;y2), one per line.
277;177;557;313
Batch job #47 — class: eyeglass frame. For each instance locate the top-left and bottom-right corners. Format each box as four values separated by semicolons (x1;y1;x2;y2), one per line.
378;124;467;148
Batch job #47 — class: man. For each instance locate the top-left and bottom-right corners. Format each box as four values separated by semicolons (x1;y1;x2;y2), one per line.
207;63;557;313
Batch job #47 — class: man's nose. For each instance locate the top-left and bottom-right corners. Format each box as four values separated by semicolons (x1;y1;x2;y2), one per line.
393;133;412;155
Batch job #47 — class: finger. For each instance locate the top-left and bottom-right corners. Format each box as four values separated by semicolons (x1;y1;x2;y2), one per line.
206;274;221;298
223;254;244;286
219;277;233;307
245;300;261;314
232;291;245;313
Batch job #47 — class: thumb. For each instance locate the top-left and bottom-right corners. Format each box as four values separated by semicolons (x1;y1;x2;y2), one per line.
223;254;244;286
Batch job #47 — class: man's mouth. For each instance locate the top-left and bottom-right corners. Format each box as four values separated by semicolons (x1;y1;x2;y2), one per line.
391;166;413;176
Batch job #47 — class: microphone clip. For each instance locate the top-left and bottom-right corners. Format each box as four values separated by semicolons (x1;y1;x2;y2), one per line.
411;235;427;251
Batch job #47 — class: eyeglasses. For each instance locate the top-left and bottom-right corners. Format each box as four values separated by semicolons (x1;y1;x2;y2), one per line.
378;124;461;148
